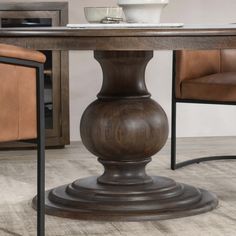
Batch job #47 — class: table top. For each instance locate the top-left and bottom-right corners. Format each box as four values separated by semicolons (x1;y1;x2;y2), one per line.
1;24;236;50
1;24;236;37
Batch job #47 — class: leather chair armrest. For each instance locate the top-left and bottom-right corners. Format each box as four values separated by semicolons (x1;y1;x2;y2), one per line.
0;43;46;63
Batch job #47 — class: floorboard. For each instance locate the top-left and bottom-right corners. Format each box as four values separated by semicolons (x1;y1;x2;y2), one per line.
0;137;235;236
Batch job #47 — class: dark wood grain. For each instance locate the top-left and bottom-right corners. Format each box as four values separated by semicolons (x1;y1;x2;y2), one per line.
35;51;218;221
81;51;168;185
1;35;236;51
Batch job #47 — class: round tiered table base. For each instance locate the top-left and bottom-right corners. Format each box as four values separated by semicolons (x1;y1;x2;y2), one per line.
34;176;218;221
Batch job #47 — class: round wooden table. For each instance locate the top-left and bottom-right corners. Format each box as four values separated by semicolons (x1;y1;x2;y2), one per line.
6;25;232;221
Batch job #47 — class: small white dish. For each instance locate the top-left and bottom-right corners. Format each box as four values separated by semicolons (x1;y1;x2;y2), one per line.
84;7;123;23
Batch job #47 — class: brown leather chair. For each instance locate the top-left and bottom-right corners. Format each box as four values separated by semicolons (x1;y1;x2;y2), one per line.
171;50;236;169
0;44;46;235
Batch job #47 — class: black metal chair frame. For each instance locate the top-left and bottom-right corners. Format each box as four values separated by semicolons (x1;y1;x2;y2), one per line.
0;56;45;236
171;51;236;170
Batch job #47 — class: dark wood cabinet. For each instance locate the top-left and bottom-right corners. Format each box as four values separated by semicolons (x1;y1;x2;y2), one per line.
0;2;69;149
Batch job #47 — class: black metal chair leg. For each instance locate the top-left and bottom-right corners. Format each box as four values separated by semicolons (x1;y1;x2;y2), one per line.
171;99;177;170
171;51;177;170
174;155;236;169
171;51;236;170
171;100;236;169
36;65;45;236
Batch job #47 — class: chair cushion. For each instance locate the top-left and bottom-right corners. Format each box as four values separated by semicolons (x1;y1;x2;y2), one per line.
0;63;37;142
0;43;46;63
181;72;236;102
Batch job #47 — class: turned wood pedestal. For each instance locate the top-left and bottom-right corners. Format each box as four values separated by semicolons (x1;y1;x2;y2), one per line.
33;51;218;221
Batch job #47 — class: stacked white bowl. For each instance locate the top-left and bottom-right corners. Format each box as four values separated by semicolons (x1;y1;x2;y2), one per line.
84;7;123;23
118;0;169;23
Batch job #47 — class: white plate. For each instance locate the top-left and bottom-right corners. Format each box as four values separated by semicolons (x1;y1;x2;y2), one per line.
67;23;184;29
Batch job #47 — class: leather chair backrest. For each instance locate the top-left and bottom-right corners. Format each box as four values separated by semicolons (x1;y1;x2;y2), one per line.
0;63;37;142
0;43;46;142
175;49;236;98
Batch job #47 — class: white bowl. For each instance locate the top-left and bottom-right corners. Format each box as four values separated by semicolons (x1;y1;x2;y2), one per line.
118;0;169;23
84;7;123;23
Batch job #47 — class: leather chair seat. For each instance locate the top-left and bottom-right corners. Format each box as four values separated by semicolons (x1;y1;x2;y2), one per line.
181;72;236;102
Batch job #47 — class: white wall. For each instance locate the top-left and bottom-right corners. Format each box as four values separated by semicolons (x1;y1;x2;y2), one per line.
4;0;236;141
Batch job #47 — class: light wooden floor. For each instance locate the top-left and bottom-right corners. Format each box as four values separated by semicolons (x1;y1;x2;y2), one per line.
0;137;236;236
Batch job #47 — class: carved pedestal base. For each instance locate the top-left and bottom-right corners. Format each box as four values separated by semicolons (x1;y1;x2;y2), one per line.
33;51;218;221
42;176;217;221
